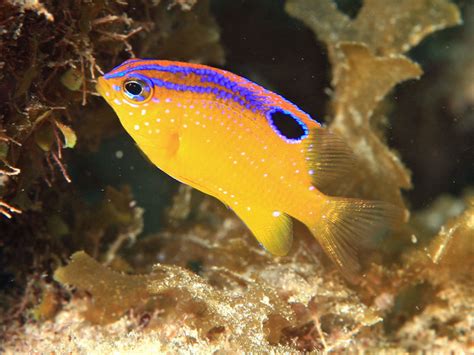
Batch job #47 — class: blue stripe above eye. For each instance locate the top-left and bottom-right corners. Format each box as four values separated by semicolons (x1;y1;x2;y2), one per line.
148;77;264;112
104;61;321;129
107;64;269;113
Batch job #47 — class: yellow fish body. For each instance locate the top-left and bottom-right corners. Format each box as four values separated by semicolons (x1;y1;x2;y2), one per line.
97;59;403;279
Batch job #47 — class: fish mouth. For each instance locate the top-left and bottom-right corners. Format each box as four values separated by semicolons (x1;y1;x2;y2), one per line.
96;76;110;100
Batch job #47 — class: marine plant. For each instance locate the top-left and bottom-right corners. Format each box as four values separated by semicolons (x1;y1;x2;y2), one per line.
1;0;472;352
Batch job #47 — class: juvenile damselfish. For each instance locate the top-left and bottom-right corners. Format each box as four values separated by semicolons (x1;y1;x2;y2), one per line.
97;59;404;279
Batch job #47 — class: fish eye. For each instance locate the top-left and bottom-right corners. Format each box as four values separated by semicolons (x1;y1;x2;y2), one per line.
122;78;152;102
125;81;143;95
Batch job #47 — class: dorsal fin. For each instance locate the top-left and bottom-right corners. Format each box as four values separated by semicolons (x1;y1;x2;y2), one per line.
305;127;354;191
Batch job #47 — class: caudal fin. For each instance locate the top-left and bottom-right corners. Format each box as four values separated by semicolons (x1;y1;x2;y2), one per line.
307;197;407;282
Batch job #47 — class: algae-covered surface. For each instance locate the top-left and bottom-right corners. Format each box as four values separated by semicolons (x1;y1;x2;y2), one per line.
1;0;473;352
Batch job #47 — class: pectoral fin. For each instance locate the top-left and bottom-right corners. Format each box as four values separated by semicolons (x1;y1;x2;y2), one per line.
232;204;293;256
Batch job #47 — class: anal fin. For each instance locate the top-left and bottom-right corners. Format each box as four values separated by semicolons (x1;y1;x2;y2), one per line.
232;204;293;256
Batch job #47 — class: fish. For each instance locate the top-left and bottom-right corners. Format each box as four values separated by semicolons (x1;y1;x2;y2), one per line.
97;59;405;280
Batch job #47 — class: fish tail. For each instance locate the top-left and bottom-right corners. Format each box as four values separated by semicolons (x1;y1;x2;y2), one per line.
305;196;407;282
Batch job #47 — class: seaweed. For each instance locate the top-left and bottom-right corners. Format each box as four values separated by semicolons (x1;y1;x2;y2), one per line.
407;191;474;284
2;0;472;353
54;251;293;350
285;0;461;207
0;0;224;347
41;203;385;351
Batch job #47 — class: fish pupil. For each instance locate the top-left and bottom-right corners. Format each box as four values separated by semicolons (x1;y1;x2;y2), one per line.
125;81;143;96
269;110;306;140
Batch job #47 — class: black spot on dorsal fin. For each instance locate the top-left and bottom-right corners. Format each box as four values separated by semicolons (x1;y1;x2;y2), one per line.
268;109;308;142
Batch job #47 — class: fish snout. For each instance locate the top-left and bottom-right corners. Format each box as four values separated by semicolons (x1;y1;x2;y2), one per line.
96;76;111;99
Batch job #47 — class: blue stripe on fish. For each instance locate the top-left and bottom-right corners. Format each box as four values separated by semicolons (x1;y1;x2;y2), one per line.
107;64;270;113
105;61;320;127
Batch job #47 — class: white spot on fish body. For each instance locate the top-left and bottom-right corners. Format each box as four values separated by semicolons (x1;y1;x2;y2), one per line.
123;100;139;108
141;109;147;116
113;98;122;105
144;121;149;126
165;109;170;114
134;124;140;131
272;211;281;217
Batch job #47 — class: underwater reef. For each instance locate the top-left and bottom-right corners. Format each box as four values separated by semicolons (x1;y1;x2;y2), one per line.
0;0;473;352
